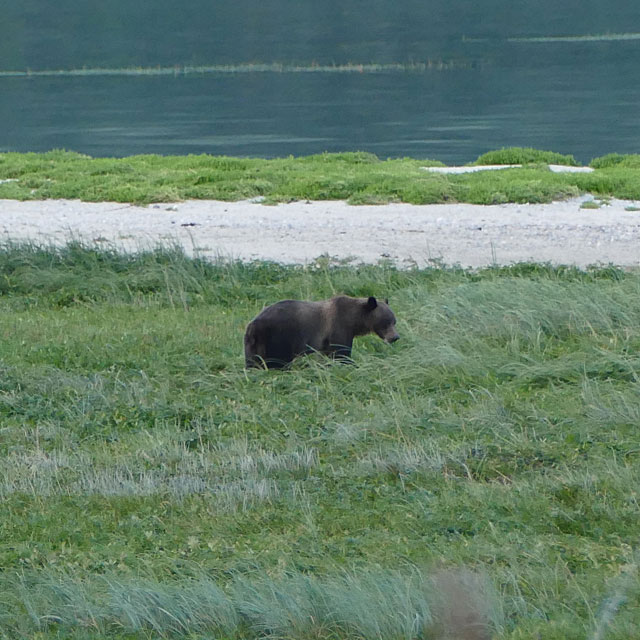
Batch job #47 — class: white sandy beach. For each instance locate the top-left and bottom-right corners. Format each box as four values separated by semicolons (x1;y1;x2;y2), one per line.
1;195;640;268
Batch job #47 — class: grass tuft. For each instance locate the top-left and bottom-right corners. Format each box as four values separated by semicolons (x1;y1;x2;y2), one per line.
472;147;578;166
590;153;640;169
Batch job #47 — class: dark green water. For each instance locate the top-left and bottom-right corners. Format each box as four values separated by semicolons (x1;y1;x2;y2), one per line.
2;1;640;163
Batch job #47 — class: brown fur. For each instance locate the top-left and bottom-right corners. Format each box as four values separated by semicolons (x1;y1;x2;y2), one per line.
244;295;399;369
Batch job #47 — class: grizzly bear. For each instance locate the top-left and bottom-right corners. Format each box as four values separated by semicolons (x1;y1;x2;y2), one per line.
244;295;399;369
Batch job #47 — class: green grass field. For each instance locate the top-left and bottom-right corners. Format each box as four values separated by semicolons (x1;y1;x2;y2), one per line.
1;241;639;639
1;147;640;205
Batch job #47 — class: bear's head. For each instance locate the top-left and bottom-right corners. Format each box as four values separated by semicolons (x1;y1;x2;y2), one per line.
364;296;400;343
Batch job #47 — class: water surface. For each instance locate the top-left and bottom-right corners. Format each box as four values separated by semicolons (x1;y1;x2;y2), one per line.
2;2;639;163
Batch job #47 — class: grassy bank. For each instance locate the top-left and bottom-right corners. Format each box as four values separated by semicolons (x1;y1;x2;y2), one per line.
0;242;639;638
1;147;640;205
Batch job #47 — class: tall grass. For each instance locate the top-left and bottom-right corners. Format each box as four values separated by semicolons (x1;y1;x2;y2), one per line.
1;243;639;639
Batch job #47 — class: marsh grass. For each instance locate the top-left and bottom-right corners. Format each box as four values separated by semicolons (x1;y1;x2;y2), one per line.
1;243;640;639
1;148;640;204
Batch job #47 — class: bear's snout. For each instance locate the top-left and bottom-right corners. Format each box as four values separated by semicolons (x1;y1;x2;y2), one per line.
376;324;400;344
379;328;399;343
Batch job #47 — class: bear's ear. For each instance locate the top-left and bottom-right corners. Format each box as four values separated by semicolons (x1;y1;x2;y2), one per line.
365;296;378;311
385;298;389;304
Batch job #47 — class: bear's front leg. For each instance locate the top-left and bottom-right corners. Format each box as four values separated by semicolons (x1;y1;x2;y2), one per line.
327;339;354;363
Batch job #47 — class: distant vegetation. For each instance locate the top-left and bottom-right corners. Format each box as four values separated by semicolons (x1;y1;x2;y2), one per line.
0;61;466;78
590;153;640;169
1;242;639;638
1;148;640;205
472;147;578;166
